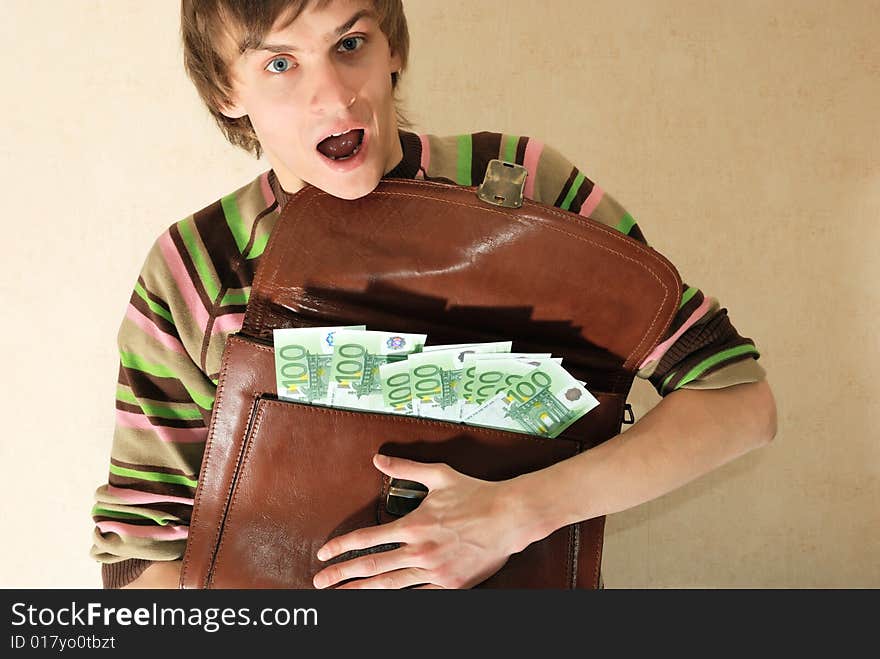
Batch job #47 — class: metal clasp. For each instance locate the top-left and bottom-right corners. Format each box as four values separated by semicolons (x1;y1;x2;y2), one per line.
476;159;528;209
622;403;635;425
385;478;429;516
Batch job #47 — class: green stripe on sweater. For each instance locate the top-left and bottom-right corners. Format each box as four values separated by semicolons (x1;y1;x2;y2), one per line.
116;387;203;420
119;352;214;410
680;286;698;310
134;284;173;324
616;213;637;236
177;219;219;302
220;288;251;307
109;464;198;488
91;506;178;525
561;172;585;211
246;231;270;260
502;135;518;163
456;134;472;185
676;345;761;389
222;193;249;254
662;345;761;393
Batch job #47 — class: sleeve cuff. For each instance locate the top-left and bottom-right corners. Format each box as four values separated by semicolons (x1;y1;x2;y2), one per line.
677;356;766;391
102;559;154;589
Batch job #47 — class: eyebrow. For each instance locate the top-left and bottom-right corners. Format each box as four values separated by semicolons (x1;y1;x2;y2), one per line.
240;9;375;56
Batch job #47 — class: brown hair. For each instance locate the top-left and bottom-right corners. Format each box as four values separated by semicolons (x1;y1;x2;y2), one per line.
180;0;412;159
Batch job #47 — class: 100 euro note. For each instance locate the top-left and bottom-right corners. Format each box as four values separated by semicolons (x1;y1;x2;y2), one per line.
273;325;366;404
460;353;557;420
329;329;427;412
378;359;414;415
463;359;599;438
409;341;512;421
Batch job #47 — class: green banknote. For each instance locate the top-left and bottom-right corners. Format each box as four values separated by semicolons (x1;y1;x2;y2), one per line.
273;325;366;404
460;353;557;419
409;342;512;421
329;329;427;412
378;359;414;415
463;359;599;438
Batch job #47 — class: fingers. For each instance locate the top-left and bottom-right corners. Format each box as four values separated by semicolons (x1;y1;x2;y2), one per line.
314;546;414;589
334;568;432;590
316;522;407;563
372;453;452;490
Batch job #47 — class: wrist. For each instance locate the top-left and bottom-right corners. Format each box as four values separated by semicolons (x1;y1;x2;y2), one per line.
496;471;565;554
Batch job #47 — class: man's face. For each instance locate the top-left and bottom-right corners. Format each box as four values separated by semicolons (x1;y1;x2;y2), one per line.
221;0;403;200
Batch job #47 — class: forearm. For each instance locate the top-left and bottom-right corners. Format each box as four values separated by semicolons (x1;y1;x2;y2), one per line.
120;560;183;589
507;379;778;548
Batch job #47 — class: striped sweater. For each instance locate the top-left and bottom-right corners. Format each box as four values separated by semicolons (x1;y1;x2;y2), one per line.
91;129;765;587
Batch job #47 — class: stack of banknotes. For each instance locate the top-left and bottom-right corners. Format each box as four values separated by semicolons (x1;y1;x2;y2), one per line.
272;326;600;439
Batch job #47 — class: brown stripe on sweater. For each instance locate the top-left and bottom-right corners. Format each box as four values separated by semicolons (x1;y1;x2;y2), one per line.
666;287;707;334
129;290;180;339
627;223;647;244
383;130;423;180
193;199;249;293
514;136;528;165
144;501;194;522
654;339;758;394
168;223;214;312
114;400;205;429
238;203;279;262
118;364;201;406
94;501;192;524
470;131;503;188
214;301;248;316
568;170;597;215
92;515;180;527
136;276;173;314
553;167;579;208
650;310;749;382
111;458;198;478
107;475;196;499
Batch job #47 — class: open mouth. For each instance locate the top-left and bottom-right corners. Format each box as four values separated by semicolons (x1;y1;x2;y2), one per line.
316;129;365;161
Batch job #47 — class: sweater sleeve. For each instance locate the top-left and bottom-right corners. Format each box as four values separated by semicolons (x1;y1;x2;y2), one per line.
531;140;766;396
90;227;217;588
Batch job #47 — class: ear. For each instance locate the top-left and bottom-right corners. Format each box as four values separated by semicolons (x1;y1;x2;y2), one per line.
389;48;402;76
219;98;247;120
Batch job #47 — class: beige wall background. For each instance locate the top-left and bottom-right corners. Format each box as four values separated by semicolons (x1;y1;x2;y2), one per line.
0;0;876;588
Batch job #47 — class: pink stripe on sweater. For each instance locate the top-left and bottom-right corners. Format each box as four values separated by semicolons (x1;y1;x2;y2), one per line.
638;295;715;369
522;138;544;200
259;170;274;206
210;312;246;336
116;409;207;444
157;231;210;335
97;521;189;540
578;183;604;219
105;485;194;506
125;304;186;355
418;134;431;179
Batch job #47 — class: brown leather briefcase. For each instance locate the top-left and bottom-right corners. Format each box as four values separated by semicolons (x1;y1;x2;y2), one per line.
180;167;681;589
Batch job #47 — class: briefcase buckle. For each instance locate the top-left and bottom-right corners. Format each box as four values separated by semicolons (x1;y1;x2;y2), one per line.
385;478;429;516
476;159;528;209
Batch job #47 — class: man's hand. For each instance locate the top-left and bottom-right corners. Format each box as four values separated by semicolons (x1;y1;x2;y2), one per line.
311;454;528;589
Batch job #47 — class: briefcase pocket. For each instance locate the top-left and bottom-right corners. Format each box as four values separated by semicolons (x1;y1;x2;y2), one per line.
208;394;591;589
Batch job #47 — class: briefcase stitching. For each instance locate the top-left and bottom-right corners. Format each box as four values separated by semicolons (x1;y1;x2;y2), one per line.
209;396;272;587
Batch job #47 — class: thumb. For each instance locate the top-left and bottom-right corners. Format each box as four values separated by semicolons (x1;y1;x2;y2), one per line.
373;454;451;490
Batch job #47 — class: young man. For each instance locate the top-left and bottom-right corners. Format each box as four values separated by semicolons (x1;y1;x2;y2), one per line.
91;0;776;589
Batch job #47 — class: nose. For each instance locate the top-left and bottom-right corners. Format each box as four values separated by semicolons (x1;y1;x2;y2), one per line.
308;59;357;115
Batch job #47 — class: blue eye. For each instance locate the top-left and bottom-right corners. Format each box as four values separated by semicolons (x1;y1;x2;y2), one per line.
265;56;293;74
338;36;365;53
